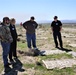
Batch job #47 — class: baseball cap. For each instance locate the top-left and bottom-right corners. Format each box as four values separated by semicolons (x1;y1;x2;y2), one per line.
54;16;58;19
31;16;35;20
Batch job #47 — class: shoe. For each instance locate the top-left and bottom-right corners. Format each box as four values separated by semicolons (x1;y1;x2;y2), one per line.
39;52;46;56
10;59;13;61
55;46;59;48
33;48;40;56
10;59;15;64
60;47;63;49
29;48;35;53
34;48;38;50
4;63;11;69
4;65;12;73
28;48;32;52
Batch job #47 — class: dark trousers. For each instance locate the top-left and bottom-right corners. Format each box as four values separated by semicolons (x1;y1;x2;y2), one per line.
26;33;36;48
53;32;63;48
9;40;17;60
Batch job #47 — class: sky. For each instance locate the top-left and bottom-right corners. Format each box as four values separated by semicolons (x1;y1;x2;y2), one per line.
0;0;76;23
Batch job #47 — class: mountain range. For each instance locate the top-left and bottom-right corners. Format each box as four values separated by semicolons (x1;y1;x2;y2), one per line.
37;20;76;23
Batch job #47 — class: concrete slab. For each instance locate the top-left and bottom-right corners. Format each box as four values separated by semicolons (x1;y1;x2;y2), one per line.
67;51;76;57
41;50;66;55
69;44;76;47
42;59;76;69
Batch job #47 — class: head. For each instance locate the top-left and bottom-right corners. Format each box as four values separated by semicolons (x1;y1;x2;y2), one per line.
10;18;16;25
3;17;10;25
54;16;58;22
30;16;35;21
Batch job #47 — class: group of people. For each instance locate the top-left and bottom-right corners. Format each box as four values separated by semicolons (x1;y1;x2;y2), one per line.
23;16;63;50
0;17;17;72
0;16;63;72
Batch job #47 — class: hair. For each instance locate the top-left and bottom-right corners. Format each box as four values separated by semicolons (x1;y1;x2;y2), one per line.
54;16;58;19
3;17;10;23
30;16;35;20
10;18;15;22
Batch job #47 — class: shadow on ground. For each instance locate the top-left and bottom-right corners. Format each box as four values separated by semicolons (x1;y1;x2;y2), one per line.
3;58;25;75
57;47;72;52
17;50;35;56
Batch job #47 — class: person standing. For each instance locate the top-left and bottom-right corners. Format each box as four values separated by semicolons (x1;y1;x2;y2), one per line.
51;16;63;49
9;18;18;62
23;16;38;52
0;17;13;71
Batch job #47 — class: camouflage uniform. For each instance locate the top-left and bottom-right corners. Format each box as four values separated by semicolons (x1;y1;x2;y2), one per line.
0;24;13;43
0;24;13;68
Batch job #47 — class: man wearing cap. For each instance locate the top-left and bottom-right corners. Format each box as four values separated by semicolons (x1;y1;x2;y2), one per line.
0;17;13;71
23;16;38;53
51;16;63;49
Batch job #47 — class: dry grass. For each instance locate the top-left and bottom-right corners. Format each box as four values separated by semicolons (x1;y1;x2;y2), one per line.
0;24;76;75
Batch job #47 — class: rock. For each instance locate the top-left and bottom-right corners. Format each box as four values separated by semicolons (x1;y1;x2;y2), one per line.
22;40;26;43
18;34;23;37
17;38;21;41
63;36;66;38
18;50;24;54
62;33;76;38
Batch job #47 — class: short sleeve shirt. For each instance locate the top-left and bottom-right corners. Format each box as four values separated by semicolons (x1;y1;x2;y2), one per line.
51;20;62;32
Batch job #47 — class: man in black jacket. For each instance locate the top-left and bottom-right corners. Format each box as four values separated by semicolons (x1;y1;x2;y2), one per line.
51;16;63;49
23;16;38;52
9;18;17;62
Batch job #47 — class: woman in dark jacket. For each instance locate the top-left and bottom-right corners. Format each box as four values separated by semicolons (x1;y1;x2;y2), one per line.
9;18;18;62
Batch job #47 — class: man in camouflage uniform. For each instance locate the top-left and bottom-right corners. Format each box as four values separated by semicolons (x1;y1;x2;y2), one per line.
0;17;13;72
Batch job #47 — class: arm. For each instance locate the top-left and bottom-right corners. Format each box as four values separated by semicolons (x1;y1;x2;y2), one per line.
59;21;62;31
60;26;62;31
0;27;3;39
14;26;18;39
23;22;27;29
51;27;53;32
0;35;3;39
35;22;38;29
51;22;53;32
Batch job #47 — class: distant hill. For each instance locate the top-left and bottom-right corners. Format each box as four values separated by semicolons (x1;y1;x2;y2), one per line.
61;20;76;23
16;20;76;25
37;20;76;23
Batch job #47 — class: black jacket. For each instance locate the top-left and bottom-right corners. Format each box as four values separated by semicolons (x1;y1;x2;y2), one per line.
23;20;38;34
9;24;17;41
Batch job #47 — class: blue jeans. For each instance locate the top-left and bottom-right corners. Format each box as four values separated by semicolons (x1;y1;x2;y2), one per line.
26;33;36;48
1;41;10;67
